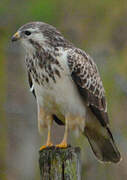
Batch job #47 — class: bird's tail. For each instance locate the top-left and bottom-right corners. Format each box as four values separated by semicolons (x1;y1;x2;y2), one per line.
84;125;121;163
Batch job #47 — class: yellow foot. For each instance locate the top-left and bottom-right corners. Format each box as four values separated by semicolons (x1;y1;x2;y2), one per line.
40;143;53;151
56;141;68;148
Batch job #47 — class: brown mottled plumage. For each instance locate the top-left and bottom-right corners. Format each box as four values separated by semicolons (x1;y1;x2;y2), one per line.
11;22;121;163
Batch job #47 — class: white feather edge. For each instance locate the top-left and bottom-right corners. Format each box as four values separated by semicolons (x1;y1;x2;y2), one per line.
30;84;34;92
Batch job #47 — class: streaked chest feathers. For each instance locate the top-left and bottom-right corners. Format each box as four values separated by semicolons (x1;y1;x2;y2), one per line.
26;49;63;86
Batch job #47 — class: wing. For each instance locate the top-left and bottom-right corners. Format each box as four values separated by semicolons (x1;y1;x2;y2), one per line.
68;48;108;127
67;48;121;163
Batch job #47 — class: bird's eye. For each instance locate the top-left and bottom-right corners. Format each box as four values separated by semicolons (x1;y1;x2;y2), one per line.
24;31;31;36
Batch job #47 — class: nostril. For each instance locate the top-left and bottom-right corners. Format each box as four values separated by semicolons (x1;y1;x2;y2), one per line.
11;32;20;42
11;36;18;42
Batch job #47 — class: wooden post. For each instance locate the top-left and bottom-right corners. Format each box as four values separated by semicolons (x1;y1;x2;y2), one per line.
39;146;81;180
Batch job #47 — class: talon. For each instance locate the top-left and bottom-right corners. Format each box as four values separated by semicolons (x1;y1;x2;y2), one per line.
40;145;47;150
56;141;68;148
40;142;53;151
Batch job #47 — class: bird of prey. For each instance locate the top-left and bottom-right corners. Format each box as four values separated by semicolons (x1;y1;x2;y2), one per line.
11;22;121;163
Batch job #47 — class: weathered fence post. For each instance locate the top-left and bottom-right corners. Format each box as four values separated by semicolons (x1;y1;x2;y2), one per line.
39;146;81;180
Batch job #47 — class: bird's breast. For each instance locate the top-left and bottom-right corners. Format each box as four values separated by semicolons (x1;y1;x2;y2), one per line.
34;67;86;120
28;51;86;121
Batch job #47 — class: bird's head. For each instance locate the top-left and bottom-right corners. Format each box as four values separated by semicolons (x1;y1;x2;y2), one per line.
11;21;70;52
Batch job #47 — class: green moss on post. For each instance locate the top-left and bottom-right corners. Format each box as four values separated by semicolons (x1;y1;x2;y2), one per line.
39;146;81;180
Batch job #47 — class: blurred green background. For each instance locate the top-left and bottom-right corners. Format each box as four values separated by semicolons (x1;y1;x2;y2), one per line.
0;0;127;179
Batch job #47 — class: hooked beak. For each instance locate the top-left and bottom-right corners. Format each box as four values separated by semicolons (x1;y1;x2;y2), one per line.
11;32;20;42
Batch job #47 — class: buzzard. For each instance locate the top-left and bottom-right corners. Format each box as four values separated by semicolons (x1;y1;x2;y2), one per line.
11;22;121;163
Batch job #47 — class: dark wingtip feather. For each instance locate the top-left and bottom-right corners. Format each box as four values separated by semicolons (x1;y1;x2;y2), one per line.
52;114;64;126
104;127;121;163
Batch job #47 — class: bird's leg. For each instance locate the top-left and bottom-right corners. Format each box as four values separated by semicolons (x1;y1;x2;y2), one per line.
40;116;53;150
46;116;53;146
56;115;68;148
